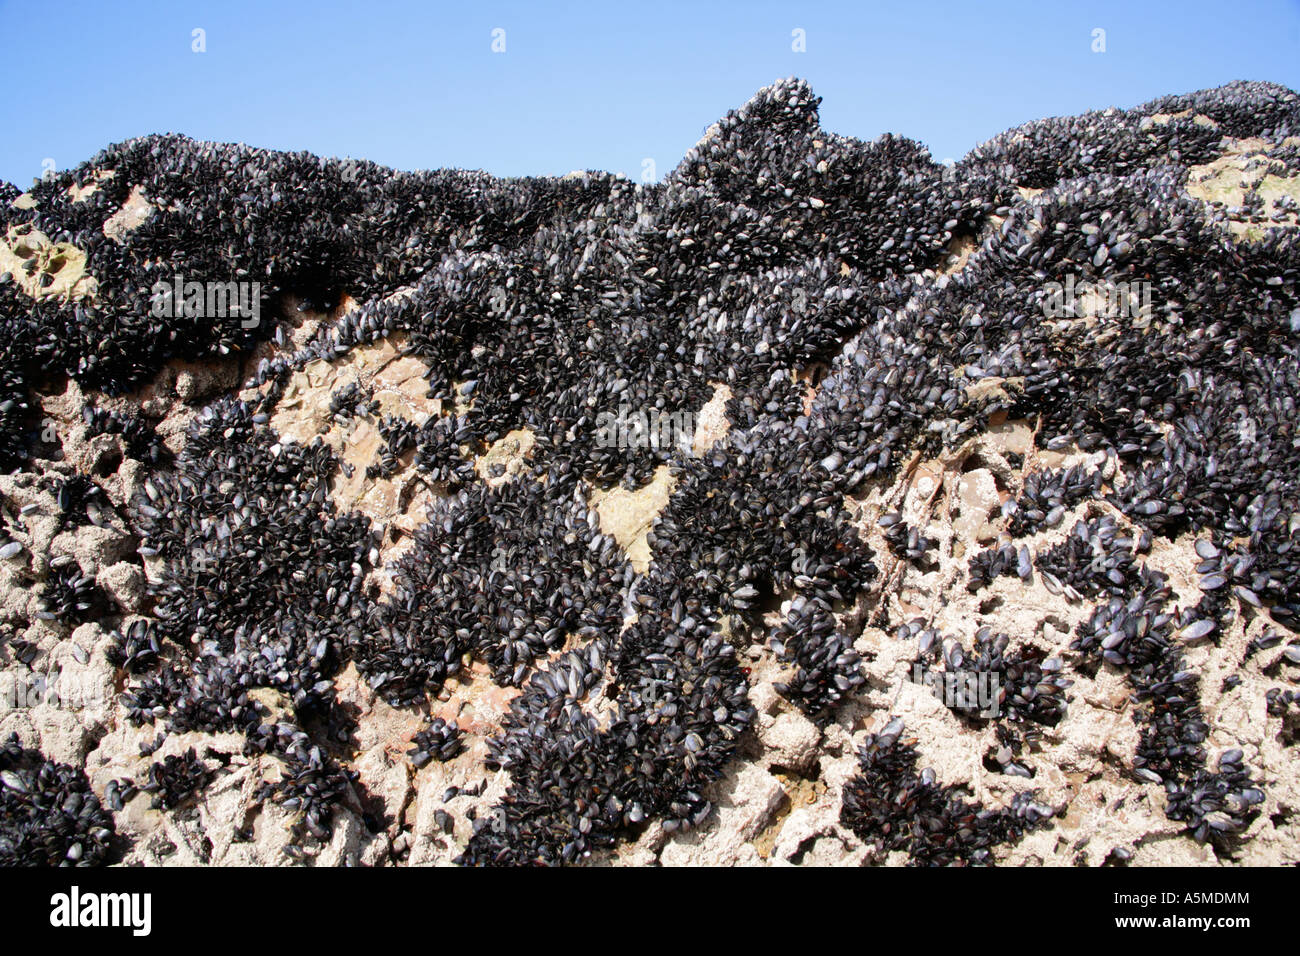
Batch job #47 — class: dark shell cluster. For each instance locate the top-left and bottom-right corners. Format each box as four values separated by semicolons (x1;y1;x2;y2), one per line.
0;733;115;866
1;76;1299;865
1070;563;1267;849
36;554;106;624
840;718;1056;866
359;475;630;705
907;624;1072;729
407;719;463;767
141;748;211;811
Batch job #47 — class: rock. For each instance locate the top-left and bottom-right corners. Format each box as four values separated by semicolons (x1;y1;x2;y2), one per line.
590;465;676;573
659;762;786;866
953;468;1000;542
757;711;822;775
69;524;135;576
353;744;412;831
2;77;1298;868
97;561;146;612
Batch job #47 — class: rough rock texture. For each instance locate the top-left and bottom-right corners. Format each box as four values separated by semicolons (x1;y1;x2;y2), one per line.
1;78;1299;866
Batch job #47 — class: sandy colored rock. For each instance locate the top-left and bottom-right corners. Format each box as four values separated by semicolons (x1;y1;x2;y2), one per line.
476;428;535;486
97;561;147;613
691;383;732;455
0;223;97;302
757;710;822;776
102;184;153;242
659;762;787;866
590;465;675;573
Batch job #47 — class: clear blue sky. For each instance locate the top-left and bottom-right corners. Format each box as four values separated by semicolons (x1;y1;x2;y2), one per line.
2;0;1298;187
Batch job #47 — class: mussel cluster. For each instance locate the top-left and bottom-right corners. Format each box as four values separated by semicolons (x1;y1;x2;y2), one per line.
1;77;1297;865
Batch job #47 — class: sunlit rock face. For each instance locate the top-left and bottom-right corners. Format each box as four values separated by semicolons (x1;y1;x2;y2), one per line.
1;79;1298;866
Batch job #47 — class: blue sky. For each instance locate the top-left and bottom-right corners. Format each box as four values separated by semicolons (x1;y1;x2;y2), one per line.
1;0;1298;187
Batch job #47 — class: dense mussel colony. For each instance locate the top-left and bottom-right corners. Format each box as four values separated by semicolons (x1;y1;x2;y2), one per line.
1;78;1298;866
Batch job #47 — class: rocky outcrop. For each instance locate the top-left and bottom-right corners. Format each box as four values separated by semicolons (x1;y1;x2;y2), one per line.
1;79;1299;866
